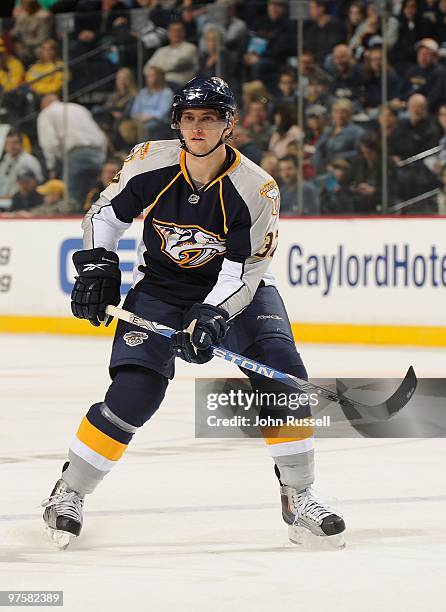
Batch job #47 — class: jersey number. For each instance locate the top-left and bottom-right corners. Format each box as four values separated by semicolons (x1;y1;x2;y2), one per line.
256;230;278;258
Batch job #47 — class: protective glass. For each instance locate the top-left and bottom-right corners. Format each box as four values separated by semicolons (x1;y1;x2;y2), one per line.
176;114;229;131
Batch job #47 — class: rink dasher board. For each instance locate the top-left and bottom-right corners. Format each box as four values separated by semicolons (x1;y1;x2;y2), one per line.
0;217;445;346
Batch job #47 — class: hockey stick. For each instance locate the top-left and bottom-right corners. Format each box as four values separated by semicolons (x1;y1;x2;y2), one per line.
105;305;417;420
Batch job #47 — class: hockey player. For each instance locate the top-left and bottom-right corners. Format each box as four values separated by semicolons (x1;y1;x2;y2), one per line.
42;77;345;548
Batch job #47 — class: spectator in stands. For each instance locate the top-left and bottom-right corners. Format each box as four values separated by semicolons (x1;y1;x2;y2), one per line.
27;178;68;215
74;0;129;29
348;2;381;57
178;0;211;27
242;99;274;152
0;130;43;197
25;39;64;96
231;126;262;165
0;36;25;93
285;141;299;158
130;0;168;58
303;104;327;178
360;47;401;110
123;66;173;143
305;75;331;108
10;0;52;66
244;0;296;89
313;98;363;174
9;169;43;212
377;104;400;157
260;151;280;182
146;21;198;89
202;0;249;79
349;131;397;214
241;80;272;114
320;158;354;214
299;51;329;85
268;103;301;159
390;93;439;162
388;0;436;71
98;67;136;121
304;0;346;64
278;154;320;215
83;157;121;211
346;2;367;45
402;38;446;112
175;5;199;46
198;27;233;82
328;44;363;107
70;0;128;90
273;67;298;107
9;176;68;216
37;94;107;209
391;93;440;203
95;67;137;148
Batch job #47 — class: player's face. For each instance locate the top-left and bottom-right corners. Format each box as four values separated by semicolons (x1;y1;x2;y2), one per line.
180;109;230;155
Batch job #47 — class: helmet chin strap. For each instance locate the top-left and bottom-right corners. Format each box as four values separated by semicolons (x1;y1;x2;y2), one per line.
178;128;231;158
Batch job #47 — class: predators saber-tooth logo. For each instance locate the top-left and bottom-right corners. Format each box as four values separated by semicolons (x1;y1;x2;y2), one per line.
152;219;226;268
123;331;149;347
259;180;280;216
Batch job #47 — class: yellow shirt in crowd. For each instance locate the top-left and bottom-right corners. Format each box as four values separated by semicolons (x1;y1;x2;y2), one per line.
26;60;65;95
0;55;25;92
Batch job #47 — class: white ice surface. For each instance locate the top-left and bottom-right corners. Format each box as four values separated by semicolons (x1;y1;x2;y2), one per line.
0;334;445;612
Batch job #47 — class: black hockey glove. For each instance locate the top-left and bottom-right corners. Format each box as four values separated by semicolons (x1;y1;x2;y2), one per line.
71;248;121;327
171;303;229;364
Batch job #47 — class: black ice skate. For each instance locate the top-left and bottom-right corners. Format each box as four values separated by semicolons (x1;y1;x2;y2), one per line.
41;462;84;549
275;466;346;549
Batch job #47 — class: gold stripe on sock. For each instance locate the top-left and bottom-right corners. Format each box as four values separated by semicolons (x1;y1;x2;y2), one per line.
263;424;314;445
76;417;127;461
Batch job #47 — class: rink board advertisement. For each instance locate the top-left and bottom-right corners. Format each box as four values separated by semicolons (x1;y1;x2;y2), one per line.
0;217;445;345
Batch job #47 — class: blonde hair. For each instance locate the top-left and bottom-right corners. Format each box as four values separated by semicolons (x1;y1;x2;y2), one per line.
143;65;166;88
203;26;225;46
115;67;137;95
242;80;271;107
332;98;353;119
39;38;58;60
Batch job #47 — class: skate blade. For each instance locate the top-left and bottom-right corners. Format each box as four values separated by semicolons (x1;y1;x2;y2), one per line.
45;525;75;550
288;524;346;550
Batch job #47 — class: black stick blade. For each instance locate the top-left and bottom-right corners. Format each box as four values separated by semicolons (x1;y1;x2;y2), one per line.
336;366;418;423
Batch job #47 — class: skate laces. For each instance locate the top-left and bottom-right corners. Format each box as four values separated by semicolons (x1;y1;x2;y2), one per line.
292;488;334;524
41;490;84;522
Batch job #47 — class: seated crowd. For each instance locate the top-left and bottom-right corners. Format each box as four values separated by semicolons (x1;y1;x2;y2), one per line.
0;0;446;216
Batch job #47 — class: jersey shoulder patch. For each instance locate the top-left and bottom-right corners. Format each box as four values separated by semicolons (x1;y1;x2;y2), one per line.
123;139;182;173
229;152;280;216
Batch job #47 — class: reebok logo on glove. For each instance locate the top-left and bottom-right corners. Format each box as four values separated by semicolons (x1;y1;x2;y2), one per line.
83;263;109;272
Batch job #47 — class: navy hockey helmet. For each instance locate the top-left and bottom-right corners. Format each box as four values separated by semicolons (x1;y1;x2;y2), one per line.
171;76;237;129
